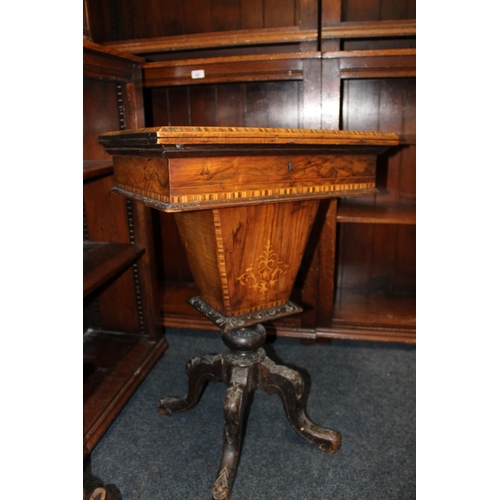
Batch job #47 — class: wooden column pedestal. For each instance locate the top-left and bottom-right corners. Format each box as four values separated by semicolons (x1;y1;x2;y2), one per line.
99;126;398;499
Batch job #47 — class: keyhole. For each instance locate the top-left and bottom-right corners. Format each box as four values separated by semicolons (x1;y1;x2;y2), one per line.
288;161;293;172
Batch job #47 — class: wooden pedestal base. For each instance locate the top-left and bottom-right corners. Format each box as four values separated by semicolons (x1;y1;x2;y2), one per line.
158;323;341;500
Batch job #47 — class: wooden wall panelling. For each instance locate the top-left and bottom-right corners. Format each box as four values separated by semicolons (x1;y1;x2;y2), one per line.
264;0;297;27
392;224;416;292
340;0;416;21
299;0;319;51
217;83;247;125
89;0;305;44
244;82;275;127
322;0;415;50
241;0;264;29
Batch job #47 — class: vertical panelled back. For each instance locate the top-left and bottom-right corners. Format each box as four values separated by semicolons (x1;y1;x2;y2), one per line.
89;0;302;42
340;0;416;21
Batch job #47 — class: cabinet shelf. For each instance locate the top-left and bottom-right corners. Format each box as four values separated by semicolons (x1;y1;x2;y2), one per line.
322;19;416;40
103;26;316;55
142;51;319;87
142;48;414;88
83;331;167;459
337;198;416;224
83;242;145;298
325;288;416;343
324;48;416;79
101;21;415;57
83;160;113;180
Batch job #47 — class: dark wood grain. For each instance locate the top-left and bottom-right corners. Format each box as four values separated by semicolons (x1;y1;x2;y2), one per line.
102;27;315;53
337;198;416;224
83;331;167;458
142;53;316;87
83;242;145;297
340;0;416;21
83;160;113;180
84;174;140;333
323;19;415;38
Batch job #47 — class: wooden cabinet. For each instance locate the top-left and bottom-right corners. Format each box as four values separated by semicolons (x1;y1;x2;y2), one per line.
83;40;167;459
85;0;416;344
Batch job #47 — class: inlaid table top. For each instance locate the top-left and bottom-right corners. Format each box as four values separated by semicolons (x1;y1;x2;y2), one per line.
99;125;398;147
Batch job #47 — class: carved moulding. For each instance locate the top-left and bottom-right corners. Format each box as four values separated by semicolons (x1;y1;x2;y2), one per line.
187;296;302;332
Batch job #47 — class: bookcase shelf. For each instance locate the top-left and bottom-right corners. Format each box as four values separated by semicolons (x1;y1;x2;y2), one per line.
83;241;144;298
83;331;166;458
83;160;113;180
337;198;416;225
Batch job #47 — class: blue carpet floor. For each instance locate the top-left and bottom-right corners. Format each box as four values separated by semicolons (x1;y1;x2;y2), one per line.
84;328;415;499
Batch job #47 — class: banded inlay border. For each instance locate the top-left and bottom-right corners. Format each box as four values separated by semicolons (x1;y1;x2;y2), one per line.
114;182;376;205
212;209;232;315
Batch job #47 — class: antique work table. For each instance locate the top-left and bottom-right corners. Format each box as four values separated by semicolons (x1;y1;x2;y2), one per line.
99;126;398;499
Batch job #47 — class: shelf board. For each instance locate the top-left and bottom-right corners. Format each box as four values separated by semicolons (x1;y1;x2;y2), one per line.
83;160;113;180
323;19;416;39
83;331;168;458
83;39;146;63
142;52;319;87
100;20;415;56
83;242;145;298
324;48;416;79
332;288;415;327
142;48;414;86
337;199;416;224
103;27;317;55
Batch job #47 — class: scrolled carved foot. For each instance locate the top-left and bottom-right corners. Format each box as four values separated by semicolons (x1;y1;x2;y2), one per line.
212;468;231;500
158;353;224;415
157;396;178;415
258;356;341;454
212;366;249;500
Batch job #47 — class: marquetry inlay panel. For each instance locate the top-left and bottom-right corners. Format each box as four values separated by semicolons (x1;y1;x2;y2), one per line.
236;240;290;294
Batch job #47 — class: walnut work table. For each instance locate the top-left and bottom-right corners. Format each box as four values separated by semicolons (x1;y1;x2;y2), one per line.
99;126;399;500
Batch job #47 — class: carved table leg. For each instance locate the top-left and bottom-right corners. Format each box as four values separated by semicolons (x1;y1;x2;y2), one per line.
212;366;250;500
158;323;340;500
257;356;341;453
158;353;224;415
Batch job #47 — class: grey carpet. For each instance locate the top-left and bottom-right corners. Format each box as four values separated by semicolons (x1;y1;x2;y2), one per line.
84;328;415;499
